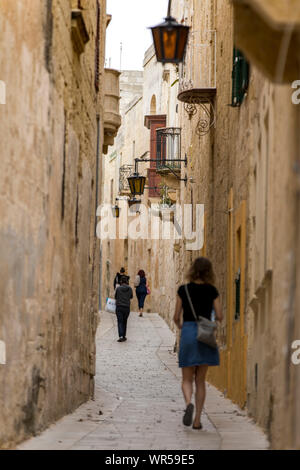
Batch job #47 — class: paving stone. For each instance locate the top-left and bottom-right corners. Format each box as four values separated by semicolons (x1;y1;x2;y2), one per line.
18;311;269;450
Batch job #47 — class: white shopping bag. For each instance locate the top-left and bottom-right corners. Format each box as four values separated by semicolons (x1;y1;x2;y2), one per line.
105;298;116;314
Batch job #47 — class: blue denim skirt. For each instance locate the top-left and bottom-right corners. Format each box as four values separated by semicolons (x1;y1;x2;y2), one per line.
179;322;220;368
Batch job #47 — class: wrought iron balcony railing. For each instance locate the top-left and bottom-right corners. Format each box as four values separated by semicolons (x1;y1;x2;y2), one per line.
156;127;181;171
119;164;134;194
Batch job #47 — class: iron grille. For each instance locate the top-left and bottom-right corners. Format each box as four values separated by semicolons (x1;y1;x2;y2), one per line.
119;164;134;194
156;127;181;170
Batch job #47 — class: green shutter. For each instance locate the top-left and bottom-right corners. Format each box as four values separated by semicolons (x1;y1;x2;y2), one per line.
231;47;249;107
235;268;241;320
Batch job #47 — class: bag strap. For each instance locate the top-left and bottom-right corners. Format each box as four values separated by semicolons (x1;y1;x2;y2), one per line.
184;284;198;322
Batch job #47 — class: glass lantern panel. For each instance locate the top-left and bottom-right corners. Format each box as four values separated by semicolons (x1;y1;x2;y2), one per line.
162;29;177;60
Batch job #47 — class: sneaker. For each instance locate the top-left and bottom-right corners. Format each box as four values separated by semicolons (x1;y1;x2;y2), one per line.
117;338;125;342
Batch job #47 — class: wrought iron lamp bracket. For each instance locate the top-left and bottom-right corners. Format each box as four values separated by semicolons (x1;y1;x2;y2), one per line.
161;164;187;183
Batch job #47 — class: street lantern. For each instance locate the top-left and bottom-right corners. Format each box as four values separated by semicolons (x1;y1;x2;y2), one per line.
128;197;141;213
112;204;120;218
127;174;146;196
150;6;189;64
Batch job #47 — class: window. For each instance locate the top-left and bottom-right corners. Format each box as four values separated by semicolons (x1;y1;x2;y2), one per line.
150;95;156;115
235;227;242;320
231;47;249;107
156;127;181;170
235;268;241;320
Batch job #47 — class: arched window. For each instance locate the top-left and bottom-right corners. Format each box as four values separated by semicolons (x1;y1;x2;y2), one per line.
150;95;156;115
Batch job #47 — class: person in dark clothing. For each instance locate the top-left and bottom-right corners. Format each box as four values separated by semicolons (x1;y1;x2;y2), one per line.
114;267;130;290
115;275;133;342
135;270;148;317
173;257;223;430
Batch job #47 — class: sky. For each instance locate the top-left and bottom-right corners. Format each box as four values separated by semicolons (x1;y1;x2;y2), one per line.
105;0;169;71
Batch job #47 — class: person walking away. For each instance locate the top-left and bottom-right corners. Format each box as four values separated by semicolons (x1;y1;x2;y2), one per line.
173;257;223;430
114;267;129;290
115;275;133;342
134;270;148;317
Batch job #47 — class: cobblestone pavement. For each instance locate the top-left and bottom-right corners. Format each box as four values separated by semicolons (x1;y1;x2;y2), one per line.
19;312;269;450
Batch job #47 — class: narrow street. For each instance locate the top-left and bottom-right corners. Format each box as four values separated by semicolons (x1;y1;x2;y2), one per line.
19;312;269;451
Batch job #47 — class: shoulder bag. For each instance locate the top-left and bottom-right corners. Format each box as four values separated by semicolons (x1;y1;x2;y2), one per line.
134;275;140;287
184;284;218;349
105;297;116;314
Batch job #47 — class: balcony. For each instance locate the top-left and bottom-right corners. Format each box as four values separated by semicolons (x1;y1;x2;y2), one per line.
119;165;134;195
103;69;121;155
178;30;216;136
156;127;181;174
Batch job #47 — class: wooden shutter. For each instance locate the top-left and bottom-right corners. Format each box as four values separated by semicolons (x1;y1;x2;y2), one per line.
231;47;249;107
235;268;241;320
147;168;161;198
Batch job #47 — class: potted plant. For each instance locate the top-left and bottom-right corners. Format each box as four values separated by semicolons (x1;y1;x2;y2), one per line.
159;186;175;221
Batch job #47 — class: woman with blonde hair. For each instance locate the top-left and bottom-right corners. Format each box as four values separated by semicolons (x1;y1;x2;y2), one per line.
173;257;223;429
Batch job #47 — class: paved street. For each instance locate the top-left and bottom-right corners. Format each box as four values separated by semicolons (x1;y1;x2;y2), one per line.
19;312;269;450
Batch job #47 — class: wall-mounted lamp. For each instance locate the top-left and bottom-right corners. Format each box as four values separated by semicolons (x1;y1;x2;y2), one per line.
128;197;141;213
128;155;188;197
150;0;190;64
112;198;121;218
127;174;146;196
112;203;120;218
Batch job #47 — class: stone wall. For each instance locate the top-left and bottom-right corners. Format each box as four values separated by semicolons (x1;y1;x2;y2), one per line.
99;0;300;449
176;0;300;450
243;63;300;451
0;0;108;448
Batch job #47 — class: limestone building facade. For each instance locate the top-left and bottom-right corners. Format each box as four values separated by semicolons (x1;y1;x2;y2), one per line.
101;0;300;450
100;47;182;318
0;0;120;448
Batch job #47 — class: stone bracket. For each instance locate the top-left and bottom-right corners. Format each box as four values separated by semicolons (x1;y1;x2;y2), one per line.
71;9;90;55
